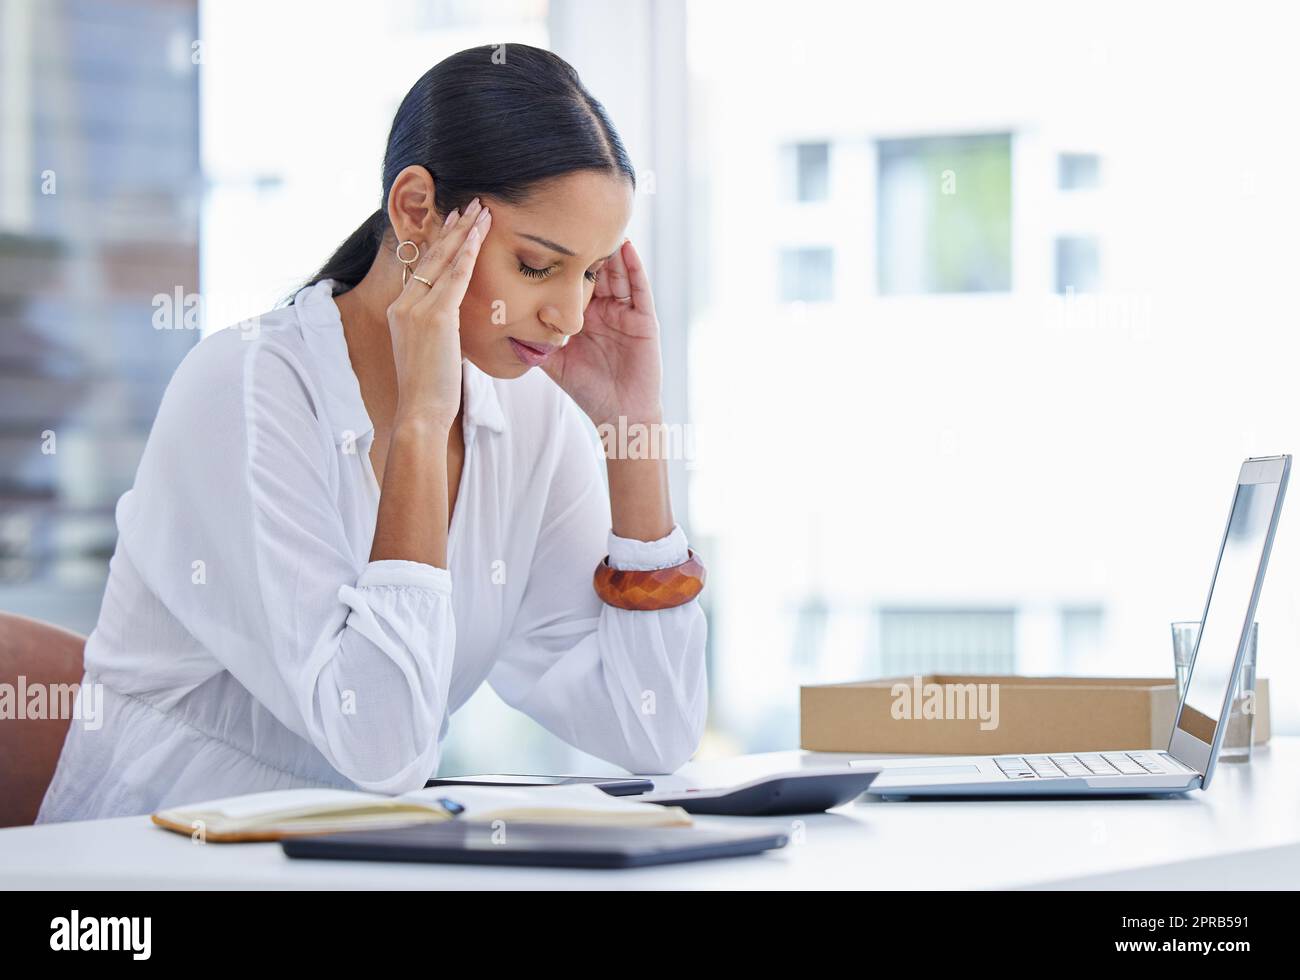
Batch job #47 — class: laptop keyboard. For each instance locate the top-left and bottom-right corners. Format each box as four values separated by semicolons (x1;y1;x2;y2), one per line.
995;752;1182;779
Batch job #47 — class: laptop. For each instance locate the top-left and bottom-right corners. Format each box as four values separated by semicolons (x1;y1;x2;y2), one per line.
852;455;1290;798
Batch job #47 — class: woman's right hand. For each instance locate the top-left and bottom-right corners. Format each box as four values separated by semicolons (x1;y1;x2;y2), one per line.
385;196;492;429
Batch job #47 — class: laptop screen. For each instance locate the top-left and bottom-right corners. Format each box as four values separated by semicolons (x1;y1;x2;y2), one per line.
1174;463;1285;747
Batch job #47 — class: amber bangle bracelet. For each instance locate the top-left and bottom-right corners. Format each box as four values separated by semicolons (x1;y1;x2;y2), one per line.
593;549;706;611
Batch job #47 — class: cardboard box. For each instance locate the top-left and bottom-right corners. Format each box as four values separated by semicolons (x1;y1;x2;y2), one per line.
800;674;1271;755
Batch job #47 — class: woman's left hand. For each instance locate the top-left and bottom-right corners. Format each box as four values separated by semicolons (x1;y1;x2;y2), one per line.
541;238;664;427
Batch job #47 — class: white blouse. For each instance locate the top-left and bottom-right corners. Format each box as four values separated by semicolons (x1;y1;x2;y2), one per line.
37;278;708;822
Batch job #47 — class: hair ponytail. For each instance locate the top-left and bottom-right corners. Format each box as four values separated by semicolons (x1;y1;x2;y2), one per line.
286;207;387;304
284;43;636;308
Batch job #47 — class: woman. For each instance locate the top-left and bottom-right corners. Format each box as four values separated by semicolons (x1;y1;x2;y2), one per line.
37;44;708;821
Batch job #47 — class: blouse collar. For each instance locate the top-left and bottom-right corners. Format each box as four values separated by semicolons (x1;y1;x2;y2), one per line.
292;278;506;446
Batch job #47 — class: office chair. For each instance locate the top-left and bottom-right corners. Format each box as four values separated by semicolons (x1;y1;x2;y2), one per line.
0;612;86;827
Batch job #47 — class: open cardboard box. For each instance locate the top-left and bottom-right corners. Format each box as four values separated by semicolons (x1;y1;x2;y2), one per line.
800;674;1271;755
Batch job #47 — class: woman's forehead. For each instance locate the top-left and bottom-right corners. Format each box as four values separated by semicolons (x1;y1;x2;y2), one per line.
490;176;632;258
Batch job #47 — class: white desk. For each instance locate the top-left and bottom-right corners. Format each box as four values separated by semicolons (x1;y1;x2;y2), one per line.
3;739;1297;890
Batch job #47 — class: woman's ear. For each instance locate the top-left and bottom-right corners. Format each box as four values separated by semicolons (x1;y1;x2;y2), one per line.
387;165;438;245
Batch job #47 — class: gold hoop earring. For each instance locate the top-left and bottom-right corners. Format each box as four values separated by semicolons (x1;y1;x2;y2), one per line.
396;239;420;286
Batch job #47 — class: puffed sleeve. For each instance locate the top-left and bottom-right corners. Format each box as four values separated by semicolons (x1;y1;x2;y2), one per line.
486;394;709;774
115;331;454;794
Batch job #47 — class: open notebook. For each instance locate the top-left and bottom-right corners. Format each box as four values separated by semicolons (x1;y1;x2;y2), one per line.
152;784;692;843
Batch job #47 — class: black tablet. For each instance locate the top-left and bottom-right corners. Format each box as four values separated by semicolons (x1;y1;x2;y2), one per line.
282;821;788;869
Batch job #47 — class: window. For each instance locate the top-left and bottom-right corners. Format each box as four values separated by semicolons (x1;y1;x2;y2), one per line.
876;133;1012;294
1060;607;1105;672
790;594;831;667
1058;153;1101;190
780;246;833;302
876;609;1017;676
1055;235;1100;293
785;141;830;202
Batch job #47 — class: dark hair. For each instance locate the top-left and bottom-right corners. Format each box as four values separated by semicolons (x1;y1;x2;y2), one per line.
285;43;636;305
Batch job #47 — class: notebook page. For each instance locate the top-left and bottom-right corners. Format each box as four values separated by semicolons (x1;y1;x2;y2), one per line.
164;788;389;821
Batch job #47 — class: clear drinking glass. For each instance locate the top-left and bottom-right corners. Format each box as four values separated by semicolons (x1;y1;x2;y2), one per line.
1170;620;1258;762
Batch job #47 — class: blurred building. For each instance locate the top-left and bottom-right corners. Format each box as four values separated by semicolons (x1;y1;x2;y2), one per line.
0;0;200;633
685;0;1300;748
